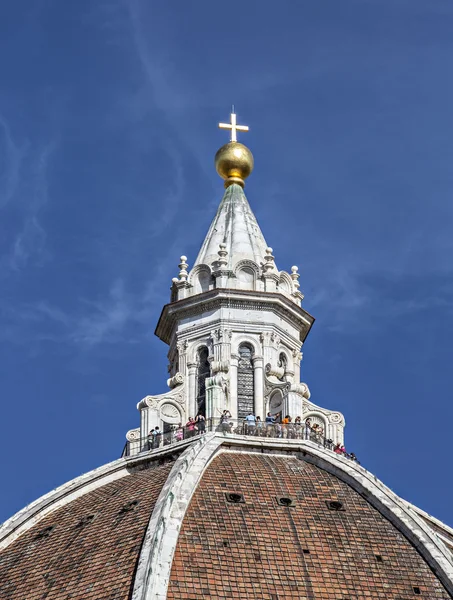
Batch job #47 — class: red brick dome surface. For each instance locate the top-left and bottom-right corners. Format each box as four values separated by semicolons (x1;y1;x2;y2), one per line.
168;452;451;599
0;461;173;600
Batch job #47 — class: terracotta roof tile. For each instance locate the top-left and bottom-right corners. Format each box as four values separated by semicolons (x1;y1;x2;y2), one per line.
0;460;173;600
168;453;450;599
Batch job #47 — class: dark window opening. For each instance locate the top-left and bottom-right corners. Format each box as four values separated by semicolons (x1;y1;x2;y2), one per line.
302;548;310;554
76;515;95;528
238;344;254;419
413;587;421;595
276;496;295;507
326;500;345;511
196;347;210;417
35;526;54;540
225;492;245;504
119;500;139;514
375;554;383;563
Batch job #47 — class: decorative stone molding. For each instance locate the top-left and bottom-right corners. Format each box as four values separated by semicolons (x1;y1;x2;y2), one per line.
260;331;281;348
289;382;311;399
178;256;189;281
265;363;285;380
233;259;260;277
262;247;277;274
187;263;212;284
278;270;295;295
292;349;303;363
167;372;184;389
264;376;290;401
210;327;232;342
160;402;182;424
143;396;159;410
138;384;187;412
329;412;344;424
126;428;141;442
176;339;188;354
156;290;314;346
217;243;228;268
210;360;229;374
206;374;226;389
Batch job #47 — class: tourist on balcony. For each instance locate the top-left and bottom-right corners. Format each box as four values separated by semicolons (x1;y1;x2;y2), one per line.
185;417;197;437
324;438;333;450
282;415;293;438
304;418;312;440
175;423;184;442
294;416;302;438
311;423;319;441
150;426;161;449
195;413;206;434
244;412;256;435
317;425;324;444
219;410;232;433
265;412;275;437
255;416;263;436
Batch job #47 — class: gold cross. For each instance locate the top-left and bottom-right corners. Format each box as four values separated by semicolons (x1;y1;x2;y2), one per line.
218;108;249;142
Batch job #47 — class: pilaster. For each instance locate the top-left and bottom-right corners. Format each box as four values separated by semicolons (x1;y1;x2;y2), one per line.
187;362;197;419
253;355;265;418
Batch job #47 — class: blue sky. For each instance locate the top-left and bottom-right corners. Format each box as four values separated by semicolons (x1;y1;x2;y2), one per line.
1;0;453;526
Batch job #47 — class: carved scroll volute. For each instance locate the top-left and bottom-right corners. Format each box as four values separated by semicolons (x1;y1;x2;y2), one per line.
167;372;184;389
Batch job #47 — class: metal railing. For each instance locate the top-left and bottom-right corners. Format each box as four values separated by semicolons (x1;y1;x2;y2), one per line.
122;418;359;463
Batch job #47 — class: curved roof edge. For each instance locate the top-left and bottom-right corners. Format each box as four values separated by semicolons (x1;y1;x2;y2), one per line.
0;439;195;551
130;433;453;600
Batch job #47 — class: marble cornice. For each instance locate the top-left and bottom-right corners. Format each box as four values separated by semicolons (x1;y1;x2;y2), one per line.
155;288;314;346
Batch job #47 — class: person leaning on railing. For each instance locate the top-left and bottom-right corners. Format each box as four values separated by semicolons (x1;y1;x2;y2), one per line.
265;412;276;437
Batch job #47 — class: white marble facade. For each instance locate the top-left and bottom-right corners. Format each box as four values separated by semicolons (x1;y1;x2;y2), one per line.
126;183;345;452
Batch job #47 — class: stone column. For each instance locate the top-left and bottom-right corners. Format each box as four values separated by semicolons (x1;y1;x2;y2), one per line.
253;355;265;419
187;362;197;419
140;406;149;444
205;375;225;421
229;354;239;419
293;349;303;384
176;339;188;378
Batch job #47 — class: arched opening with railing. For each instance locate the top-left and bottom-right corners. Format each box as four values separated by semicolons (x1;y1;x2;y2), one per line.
196;346;210;417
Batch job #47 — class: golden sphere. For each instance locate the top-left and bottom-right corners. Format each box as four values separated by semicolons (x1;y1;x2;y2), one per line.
215;142;254;187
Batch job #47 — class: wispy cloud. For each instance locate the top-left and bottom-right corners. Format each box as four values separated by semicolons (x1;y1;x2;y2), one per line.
0;114;25;210
0;124;56;273
306;260;453;334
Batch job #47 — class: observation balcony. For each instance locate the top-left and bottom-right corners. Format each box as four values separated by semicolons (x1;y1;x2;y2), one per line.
122;419;359;464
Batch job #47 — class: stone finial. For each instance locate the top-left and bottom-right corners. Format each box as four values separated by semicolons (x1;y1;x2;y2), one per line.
291;265;300;289
178;256;189;281
217;243;228;268
263;247;276;273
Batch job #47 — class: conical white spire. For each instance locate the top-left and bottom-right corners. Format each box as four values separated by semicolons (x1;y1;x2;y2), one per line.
193;183;273;271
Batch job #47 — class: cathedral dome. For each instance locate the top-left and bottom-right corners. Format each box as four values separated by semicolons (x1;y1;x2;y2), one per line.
2;435;453;599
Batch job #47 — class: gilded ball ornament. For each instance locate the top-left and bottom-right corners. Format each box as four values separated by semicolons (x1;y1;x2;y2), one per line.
215;142;254;188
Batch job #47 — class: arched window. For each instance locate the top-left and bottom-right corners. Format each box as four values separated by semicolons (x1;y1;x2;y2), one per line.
269;390;283;416
196;347;210;417
194;269;211;294
237;344;255;419
236;267;255;290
